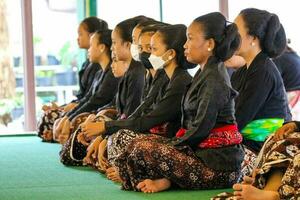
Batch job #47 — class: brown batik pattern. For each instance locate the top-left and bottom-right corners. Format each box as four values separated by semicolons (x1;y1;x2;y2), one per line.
254;133;300;200
240;145;257;179
59;114;111;166
107;129;144;166
37;109;63;142
114;134;240;191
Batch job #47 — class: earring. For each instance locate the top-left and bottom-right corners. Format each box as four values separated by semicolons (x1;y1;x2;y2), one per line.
251;42;255;46
168;56;172;60
208;48;211;52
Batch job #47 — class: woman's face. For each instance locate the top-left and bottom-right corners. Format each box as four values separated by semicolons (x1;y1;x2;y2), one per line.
234;15;254;58
150;32;168;58
138;33;152;54
111;58;128;78
88;33;102;63
184;22;210;65
111;28;131;61
77;24;90;49
132;27;142;45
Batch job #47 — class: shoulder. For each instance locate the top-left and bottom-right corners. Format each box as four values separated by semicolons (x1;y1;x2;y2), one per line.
128;60;146;76
173;68;192;85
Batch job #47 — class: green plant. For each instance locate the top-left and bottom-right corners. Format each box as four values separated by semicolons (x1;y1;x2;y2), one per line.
0;94;25;115
58;41;79;70
0;99;15;115
36;70;55;77
33;36;42;45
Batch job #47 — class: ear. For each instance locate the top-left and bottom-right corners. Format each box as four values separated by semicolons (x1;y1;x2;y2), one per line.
98;43;106;53
167;49;177;60
124;41;131;49
207;38;215;52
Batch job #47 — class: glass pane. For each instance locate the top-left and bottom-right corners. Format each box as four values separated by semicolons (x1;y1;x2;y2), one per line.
0;0;25;134
162;0;219;25
162;0;219;76
229;0;300;53
31;0;79;121
97;0;161;28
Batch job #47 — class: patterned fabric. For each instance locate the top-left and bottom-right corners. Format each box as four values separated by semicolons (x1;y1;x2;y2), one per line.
254;133;300;200
149;122;168;136
37;109;63;142
59;114;111;166
176;125;243;149
107;129;144;166
114;134;240;191
70;112;91;133
242;118;284;142
240;145;257;179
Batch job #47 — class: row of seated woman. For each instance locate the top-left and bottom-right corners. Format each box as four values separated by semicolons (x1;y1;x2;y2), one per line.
37;9;299;200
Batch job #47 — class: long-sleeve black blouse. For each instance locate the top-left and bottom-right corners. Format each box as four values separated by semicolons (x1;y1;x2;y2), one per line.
231;52;291;152
129;69;169;119
75;60;102;100
172;57;243;172
67;63;119;120
115;59;145;117
173;57;238;148
104;67;192;138
273;51;300;92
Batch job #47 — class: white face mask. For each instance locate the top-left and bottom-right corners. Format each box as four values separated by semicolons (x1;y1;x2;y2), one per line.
130;44;140;61
149;53;170;71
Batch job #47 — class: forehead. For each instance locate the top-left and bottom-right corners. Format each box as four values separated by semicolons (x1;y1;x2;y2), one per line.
234;15;248;34
112;28;121;39
151;32;163;44
234;15;245;29
133;26;142;36
187;22;204;35
90;33;99;42
139;33;152;44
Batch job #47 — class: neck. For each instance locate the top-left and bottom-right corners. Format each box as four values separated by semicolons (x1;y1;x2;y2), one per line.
98;54;110;71
164;60;177;79
199;56;210;70
149;68;156;77
244;48;262;69
122;57;132;69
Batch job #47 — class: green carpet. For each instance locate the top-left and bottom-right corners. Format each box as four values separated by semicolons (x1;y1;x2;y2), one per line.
0;136;231;200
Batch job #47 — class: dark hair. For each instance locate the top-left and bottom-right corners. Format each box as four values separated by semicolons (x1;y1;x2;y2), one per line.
240;8;286;58
157;24;197;69
115;16;154;43
135;20;159;29
140;23;169;36
193;12;241;62
131;15;155;25
95;29;113;56
81;17;108;33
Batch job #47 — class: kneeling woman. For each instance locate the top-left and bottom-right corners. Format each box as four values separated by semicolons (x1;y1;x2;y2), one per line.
112;12;244;193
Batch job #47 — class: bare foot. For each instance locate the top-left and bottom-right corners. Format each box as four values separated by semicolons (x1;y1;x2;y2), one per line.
136;179;171;193
106;167;122;183
233;184;280;200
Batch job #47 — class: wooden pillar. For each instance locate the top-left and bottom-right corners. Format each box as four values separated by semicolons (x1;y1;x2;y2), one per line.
219;0;229;19
21;0;36;131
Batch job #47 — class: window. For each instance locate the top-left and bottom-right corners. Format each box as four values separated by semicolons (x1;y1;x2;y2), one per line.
162;0;219;25
0;0;81;134
32;0;79;120
0;0;24;134
97;0;161;28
